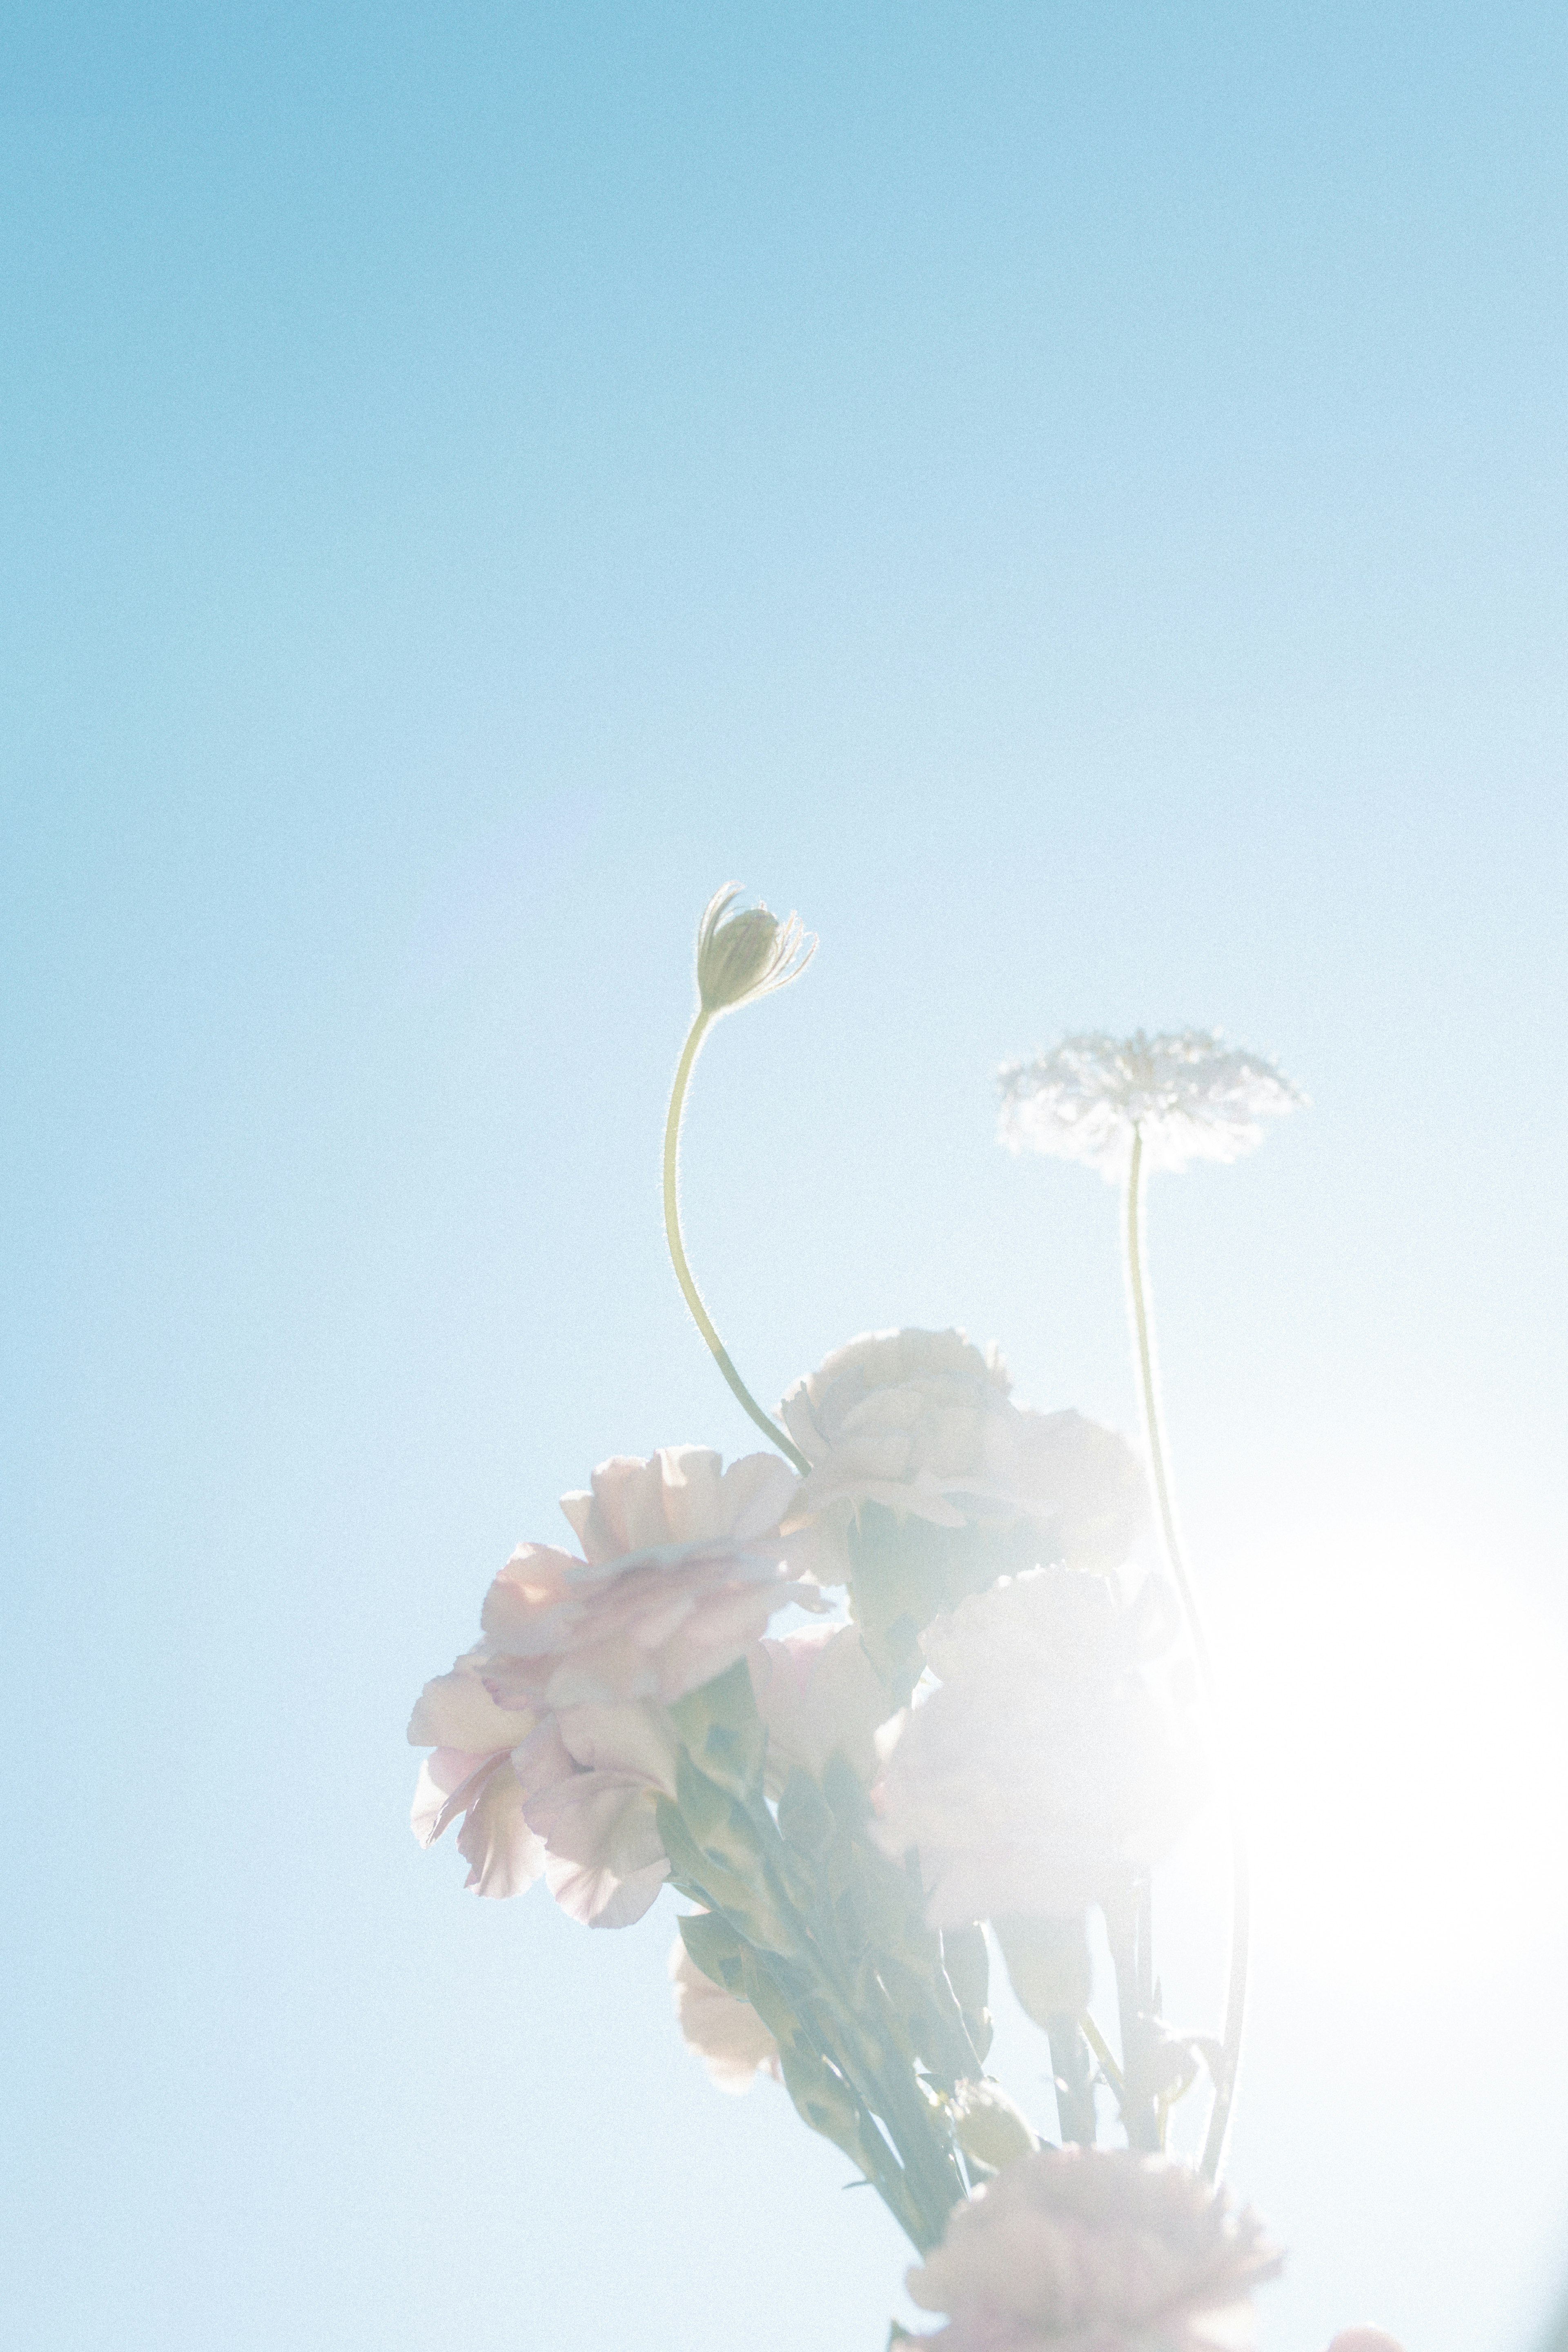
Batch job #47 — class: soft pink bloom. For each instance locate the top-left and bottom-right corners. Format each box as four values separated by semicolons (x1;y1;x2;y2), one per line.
779;1330;1145;1581
748;1621;895;1790
667;1933;782;2093
906;2147;1281;2351
409;1649;680;1924
410;1447;816;1925
479;1447;818;1710
408;1653;546;1899
874;1569;1201;1928
1325;2334;1405;2352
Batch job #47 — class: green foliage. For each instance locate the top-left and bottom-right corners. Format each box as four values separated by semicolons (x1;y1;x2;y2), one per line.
668;1656;768;1797
939;1923;993;2066
663;1664;977;2250
846;1502;1043;1704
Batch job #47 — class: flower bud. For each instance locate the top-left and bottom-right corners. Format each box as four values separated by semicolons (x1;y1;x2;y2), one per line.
695;883;814;1015
948;2077;1039;2169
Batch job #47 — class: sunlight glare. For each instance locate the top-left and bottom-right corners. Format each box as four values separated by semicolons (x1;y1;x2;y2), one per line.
1212;1520;1568;1991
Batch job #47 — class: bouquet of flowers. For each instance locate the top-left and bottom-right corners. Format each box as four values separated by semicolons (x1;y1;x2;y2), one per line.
407;884;1394;2352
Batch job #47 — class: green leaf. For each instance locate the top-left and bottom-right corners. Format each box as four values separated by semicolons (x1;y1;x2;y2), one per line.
668;1657;767;1801
677;1909;750;1996
846;1504;1038;1703
655;1796;787;1952
777;1767;835;1856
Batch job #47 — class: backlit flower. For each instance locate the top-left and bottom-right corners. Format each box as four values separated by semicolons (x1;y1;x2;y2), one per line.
780;1330;1145;1580
747;1620;895;1790
410;1446;818;1925
997;1031;1304;1183
668;1933;782;2093
695;882;815;1016
409;1650;681;1925
906;2146;1282;2351
873;1568;1201;1928
479;1447;818;1711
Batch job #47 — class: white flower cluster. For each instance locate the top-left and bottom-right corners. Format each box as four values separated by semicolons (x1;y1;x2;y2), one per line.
997;1029;1304;1180
907;2146;1282;2350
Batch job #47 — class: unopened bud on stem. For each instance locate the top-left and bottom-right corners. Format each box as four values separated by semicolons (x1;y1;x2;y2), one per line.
696;883;815;1016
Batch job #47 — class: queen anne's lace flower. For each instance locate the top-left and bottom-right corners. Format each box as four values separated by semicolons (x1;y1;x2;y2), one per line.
668;1933;782;2093
997;1031;1304;1182
780;1330;1145;1581
873;1568;1201;1928
410;1446;818;1926
906;2147;1282;2351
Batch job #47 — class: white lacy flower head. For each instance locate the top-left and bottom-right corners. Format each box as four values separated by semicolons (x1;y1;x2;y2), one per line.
409;1446;820;1928
873;1567;1202;1927
906;2147;1282;2352
997;1030;1305;1183
668;1932;782;2094
780;1329;1146;1579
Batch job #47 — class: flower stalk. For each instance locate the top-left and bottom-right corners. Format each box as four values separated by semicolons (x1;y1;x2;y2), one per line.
660;884;816;1474
1123;1124;1250;2181
662;1006;811;1472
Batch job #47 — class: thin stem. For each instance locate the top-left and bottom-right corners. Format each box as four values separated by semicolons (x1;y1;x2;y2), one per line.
662;1008;811;1472
1045;2016;1096;2144
1106;1878;1159;2154
1123;1125;1250;2184
1077;2011;1124;2096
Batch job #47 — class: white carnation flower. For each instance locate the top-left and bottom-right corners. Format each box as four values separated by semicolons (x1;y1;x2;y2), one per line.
780;1329;1146;1580
906;2146;1281;2351
997;1030;1304;1182
873;1568;1203;1928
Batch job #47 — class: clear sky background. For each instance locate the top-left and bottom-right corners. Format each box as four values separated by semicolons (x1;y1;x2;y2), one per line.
4;6;1568;2349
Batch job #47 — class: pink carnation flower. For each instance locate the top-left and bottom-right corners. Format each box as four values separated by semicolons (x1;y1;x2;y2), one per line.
410;1446;818;1927
779;1330;1145;1581
906;2147;1281;2351
747;1620;895;1791
874;1569;1201;1928
479;1447;815;1710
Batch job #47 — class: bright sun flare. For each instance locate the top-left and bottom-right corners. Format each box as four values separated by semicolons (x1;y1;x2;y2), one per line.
1210;1519;1568;1990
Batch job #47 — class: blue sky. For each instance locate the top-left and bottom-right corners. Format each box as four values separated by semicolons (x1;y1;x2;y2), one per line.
4;7;1567;2349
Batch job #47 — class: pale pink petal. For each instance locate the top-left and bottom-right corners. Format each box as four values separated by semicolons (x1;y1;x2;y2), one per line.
479;1545;581;1649
407;1653;539;1752
751;1622;898;1788
454;1760;546;1899
555;1701;681;1791
411;1747;498;1847
510;1716;577;1798
545;1850;670;1930
716;1450;800;1541
529;1771;671;1927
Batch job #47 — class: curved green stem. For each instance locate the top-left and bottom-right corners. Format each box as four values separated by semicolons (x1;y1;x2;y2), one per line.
1123;1125;1250;2184
662;1007;811;1473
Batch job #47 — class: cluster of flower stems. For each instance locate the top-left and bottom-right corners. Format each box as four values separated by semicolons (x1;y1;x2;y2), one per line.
661;1000;1249;2246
